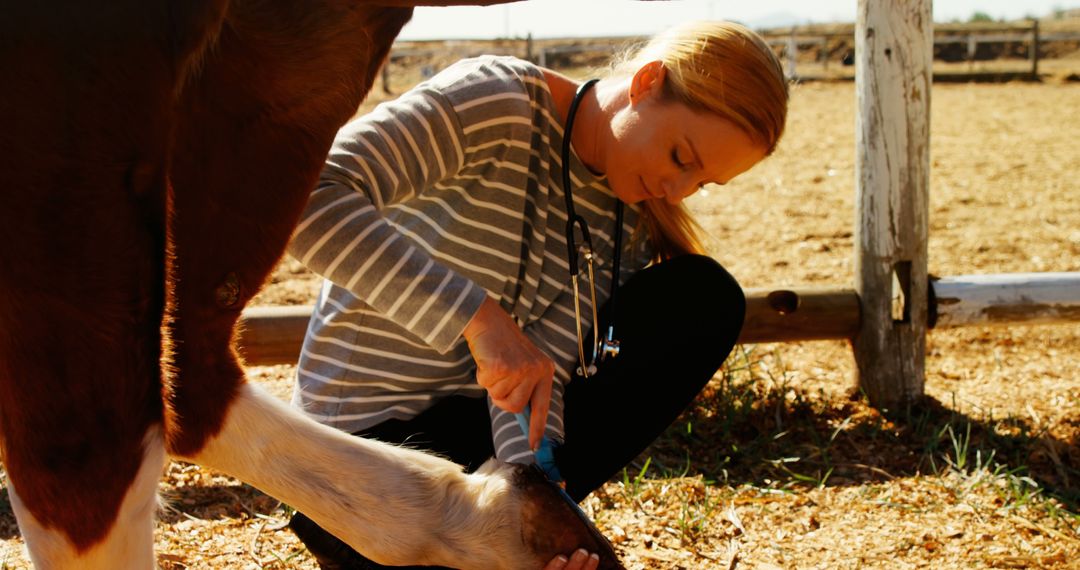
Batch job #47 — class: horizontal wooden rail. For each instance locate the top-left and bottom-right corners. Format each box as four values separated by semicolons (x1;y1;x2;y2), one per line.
235;273;1080;366
235;288;863;366
738;287;860;344
929;272;1080;329
933;33;1035;44
237;306;312;366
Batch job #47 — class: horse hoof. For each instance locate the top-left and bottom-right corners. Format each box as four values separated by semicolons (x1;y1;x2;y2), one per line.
513;464;625;570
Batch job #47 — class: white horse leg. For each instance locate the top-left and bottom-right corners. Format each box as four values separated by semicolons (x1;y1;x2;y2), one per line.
10;427;165;570
180;382;523;568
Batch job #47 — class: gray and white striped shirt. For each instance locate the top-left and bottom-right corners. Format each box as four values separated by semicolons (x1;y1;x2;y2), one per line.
288;56;652;464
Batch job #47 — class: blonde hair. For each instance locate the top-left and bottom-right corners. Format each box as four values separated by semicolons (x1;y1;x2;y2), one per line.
614;21;789;260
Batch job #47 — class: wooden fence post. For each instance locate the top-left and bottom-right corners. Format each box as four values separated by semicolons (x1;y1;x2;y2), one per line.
1032;19;1041;78
787;27;798;80
853;0;932;409
382;57;392;95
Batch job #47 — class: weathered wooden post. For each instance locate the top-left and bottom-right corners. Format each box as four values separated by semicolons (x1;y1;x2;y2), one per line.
382;55;393;95
1031;19;1041;79
853;0;932;409
786;27;798;81
966;33;976;71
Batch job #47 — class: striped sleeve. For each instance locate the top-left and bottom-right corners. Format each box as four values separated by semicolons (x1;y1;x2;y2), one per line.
487;373;568;464
288;87;487;353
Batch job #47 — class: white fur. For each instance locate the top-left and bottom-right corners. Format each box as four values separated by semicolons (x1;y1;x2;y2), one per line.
11;427;165;569
182;382;529;568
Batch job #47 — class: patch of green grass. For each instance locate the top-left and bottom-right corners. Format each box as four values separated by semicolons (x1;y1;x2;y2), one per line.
622;342;1079;526
619;457;652;503
675;482;722;544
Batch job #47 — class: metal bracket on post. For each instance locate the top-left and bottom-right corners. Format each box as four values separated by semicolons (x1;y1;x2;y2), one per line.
892;261;912;324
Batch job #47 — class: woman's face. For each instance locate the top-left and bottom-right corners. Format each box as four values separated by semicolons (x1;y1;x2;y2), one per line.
603;62;768;205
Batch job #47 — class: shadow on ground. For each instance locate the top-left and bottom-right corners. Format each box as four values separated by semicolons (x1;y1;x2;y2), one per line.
1;347;1076;543
639;350;1080;514
0;479;283;542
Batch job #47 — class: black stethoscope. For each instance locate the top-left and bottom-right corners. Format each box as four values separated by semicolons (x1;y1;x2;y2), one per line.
561;78;623;378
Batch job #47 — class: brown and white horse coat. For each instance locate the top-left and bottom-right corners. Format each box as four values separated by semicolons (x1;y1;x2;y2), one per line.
0;1;620;568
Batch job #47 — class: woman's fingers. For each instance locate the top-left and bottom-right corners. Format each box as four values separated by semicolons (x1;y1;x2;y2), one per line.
464;297;556;416
487;365;538;409
503;370;537;408
542;549;600;570
483;371;516;402
490;368;553;449
528;375;553;450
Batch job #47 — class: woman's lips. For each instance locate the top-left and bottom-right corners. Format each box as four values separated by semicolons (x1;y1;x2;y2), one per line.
640;177;663;200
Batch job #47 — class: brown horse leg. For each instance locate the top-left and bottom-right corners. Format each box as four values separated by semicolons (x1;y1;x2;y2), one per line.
0;154;164;566
162;4;417;457
0;2;227;565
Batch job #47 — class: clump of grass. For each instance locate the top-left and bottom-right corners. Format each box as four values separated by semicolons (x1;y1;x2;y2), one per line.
620;457;652;504
675;481;723;544
589;342;1080;568
621;343;1078;528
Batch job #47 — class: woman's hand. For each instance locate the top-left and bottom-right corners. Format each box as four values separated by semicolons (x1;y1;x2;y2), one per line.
462;297;555;450
543;549;601;570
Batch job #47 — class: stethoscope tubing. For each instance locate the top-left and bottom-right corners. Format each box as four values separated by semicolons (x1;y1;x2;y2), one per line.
561;78;600;275
513;77;626;485
560;78;622;378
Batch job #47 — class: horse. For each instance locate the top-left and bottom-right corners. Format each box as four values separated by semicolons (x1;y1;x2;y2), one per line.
0;1;621;567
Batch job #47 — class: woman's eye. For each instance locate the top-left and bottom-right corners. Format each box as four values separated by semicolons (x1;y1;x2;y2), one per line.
671;148;686;168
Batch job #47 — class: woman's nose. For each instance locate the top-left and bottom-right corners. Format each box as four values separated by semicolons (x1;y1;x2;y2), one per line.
661;175;698;204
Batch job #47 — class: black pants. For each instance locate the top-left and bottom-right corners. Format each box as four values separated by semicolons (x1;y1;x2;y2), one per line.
290;255;746;568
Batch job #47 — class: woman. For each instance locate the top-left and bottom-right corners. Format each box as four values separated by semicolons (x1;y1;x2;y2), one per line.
286;20;788;570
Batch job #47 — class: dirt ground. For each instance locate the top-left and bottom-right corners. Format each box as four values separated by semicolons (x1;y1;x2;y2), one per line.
2;48;1079;570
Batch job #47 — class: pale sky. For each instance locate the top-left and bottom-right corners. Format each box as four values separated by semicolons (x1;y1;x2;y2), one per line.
399;0;1070;40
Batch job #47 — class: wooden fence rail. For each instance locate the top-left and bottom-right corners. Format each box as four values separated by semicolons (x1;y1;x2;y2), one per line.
234;289;865;367
756;21;1080;82
235;273;1080;366
930;273;1080;328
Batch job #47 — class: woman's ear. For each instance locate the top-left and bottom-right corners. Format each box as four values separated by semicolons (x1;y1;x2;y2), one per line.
629;60;666;105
